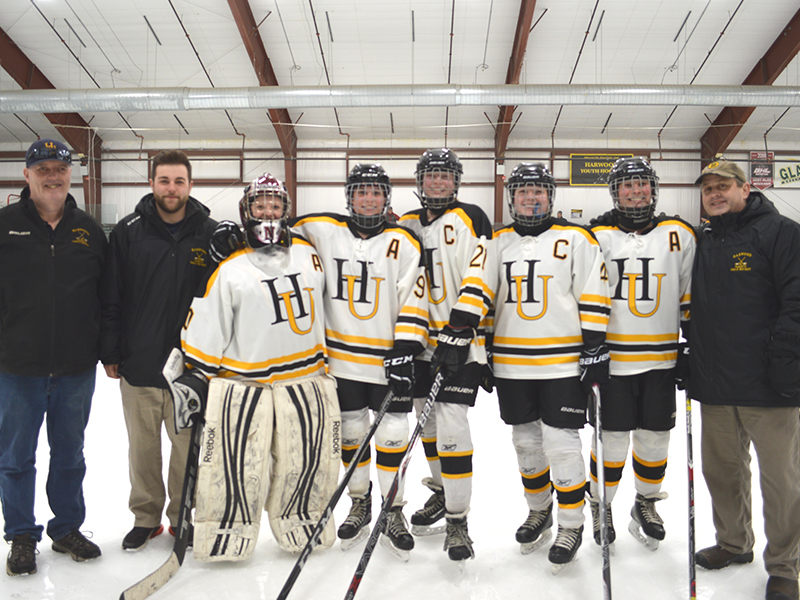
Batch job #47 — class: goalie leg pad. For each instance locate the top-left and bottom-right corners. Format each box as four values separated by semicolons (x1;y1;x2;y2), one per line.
267;375;341;553
194;379;274;562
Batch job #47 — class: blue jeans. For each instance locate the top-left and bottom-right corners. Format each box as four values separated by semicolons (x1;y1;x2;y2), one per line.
0;369;95;541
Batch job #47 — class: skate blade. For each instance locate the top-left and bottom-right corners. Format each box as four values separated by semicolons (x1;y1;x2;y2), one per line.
340;526;370;551
411;524;446;536
627;520;659;551
379;534;411;562
550;557;577;575
520;529;553;555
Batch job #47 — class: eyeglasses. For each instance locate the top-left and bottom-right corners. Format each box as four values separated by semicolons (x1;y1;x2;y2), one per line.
27;146;72;164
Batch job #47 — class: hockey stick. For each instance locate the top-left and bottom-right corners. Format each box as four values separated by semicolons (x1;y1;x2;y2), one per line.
686;396;697;600
593;384;613;600
275;388;398;600
343;370;444;600
119;412;203;600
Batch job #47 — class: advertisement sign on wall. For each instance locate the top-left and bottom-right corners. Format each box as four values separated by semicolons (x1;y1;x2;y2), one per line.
569;154;634;186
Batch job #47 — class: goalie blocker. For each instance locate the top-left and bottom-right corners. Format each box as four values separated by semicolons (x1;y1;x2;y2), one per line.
189;375;341;561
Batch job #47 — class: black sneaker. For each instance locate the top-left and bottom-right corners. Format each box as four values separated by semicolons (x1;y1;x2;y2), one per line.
122;525;163;551
51;530;101;562
7;533;37;576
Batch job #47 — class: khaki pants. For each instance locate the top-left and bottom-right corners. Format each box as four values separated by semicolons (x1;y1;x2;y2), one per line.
121;378;192;528
700;404;800;579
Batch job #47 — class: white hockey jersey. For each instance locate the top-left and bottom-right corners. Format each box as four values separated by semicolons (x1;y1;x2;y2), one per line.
486;223;610;380
591;215;696;376
181;234;327;384
400;202;494;363
292;213;428;385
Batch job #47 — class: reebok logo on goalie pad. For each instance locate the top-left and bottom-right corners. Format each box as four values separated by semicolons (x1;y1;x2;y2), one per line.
203;427;216;463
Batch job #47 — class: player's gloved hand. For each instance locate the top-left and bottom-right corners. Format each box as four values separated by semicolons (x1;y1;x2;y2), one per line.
430;325;474;380
674;342;690;391
579;344;610;395
480;348;495;393
384;345;416;397
163;348;209;432
767;338;800;397
209;220;245;263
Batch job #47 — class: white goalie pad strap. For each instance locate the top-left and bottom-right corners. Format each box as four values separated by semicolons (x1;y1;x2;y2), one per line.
194;378;274;562
267;374;341;552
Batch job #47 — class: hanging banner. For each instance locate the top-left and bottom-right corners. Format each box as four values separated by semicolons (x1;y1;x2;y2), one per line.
749;151;774;190
569;153;634;186
775;160;800;188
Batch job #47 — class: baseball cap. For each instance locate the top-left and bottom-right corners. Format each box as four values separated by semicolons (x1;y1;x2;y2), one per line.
25;139;72;169
694;160;747;186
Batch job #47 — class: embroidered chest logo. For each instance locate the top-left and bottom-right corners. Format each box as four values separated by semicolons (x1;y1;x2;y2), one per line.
331;258;384;320
71;228;90;247
731;252;751;272
262;273;316;334
609;257;666;318
190;247;208;267
503;259;552;321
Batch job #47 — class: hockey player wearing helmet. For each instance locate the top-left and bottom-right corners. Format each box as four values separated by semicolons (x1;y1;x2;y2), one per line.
292;164;428;559
480;163;610;567
399;149;493;561
588;157;696;551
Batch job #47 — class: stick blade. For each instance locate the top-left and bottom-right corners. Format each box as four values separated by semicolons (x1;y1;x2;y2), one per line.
119;553;180;600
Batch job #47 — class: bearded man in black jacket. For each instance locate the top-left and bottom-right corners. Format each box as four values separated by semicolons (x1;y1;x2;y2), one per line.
100;150;217;552
690;160;800;600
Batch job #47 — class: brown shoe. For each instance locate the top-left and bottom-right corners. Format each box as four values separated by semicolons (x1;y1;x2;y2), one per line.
766;576;799;600
695;544;753;570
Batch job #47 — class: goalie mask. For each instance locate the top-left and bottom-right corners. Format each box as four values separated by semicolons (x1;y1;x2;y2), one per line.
239;174;291;248
607;157;659;230
415;148;463;212
506;163;555;227
345;163;392;231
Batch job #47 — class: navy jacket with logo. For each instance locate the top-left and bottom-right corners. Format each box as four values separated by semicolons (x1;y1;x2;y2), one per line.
689;190;800;407
0;188;107;377
100;194;217;388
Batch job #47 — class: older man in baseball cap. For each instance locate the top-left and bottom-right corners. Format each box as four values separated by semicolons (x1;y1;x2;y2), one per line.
0;139;107;576
690;158;800;600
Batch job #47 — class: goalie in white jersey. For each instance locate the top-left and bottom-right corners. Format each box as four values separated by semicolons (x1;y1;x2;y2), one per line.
485;163;611;566
170;175;342;560
589;157;696;551
292;164;428;558
399;148;494;561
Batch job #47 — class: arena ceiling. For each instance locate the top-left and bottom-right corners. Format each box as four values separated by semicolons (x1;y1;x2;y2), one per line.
1;0;800;163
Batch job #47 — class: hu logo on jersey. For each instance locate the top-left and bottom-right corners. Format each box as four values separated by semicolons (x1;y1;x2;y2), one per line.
608;257;665;318
331;258;384;320
424;247;447;305
503;260;553;321
262;273;316;334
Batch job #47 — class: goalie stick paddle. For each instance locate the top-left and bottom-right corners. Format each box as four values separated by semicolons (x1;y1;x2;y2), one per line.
275;388;397;600
119;413;203;600
343;370;445;600
593;384;613;600
686;396;697;600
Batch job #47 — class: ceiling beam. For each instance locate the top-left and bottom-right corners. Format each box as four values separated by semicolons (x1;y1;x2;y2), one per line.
699;7;800;161
227;0;297;163
494;0;537;159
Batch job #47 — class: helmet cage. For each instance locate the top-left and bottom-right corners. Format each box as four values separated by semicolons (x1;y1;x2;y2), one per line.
346;182;391;230
506;163;556;227
608;158;659;226
415;149;463;210
239;174;291;248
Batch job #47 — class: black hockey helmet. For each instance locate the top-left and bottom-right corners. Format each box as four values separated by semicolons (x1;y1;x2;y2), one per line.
415;148;463;211
506;163;556;227
239;173;291;248
607;157;659;229
345;163;392;230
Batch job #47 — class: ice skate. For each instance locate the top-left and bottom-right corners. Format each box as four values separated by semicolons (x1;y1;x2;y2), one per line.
549;525;583;574
443;515;474;561
380;505;415;561
338;484;372;551
628;493;666;551
515;504;553;555
589;499;616;554
410;477;446;536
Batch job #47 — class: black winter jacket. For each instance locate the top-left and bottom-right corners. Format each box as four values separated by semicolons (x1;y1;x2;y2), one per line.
689;191;800;407
100;195;216;388
0;188;107;377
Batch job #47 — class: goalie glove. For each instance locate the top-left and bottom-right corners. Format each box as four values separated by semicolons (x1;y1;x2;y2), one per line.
163;347;209;432
675;342;690;391
579;344;610;396
209;220;245;263
384;345;416;397
430;325;474;380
